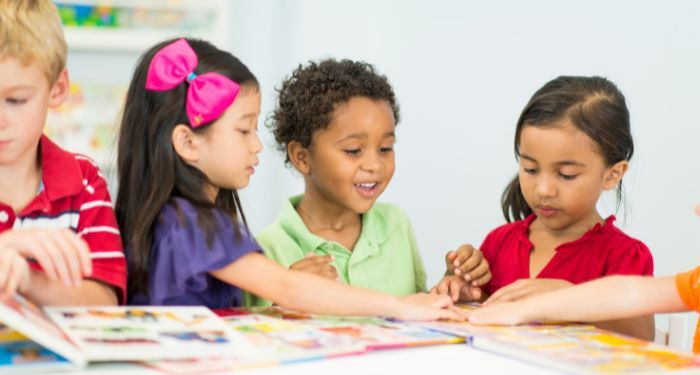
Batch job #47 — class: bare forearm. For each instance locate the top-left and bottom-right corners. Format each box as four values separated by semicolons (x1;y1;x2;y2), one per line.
272;269;400;316
213;253;399;317
21;270;118;305
520;275;684;323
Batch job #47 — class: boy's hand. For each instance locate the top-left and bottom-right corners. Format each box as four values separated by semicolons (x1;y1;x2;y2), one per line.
430;275;482;302
289;253;338;281
445;244;491;287
0;229;92;287
0;247;31;295
484;278;572;305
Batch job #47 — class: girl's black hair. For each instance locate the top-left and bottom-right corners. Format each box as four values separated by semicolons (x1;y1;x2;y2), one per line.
502;76;633;222
115;38;259;299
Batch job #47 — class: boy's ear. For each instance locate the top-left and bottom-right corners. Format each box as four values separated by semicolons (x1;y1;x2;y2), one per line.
288;141;311;175
47;69;70;108
171;124;200;164
603;160;629;190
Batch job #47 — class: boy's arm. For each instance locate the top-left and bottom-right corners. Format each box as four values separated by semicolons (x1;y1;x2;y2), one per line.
20;270;117;305
469;275;686;325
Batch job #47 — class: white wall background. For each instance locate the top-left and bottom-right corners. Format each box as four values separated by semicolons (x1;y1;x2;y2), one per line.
68;0;700;349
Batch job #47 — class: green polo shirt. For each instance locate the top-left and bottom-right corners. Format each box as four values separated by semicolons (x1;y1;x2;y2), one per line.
244;195;427;306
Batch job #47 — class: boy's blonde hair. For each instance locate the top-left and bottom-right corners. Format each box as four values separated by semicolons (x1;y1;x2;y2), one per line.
0;0;67;84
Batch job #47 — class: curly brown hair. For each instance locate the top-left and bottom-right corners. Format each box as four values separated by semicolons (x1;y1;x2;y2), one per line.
268;58;400;165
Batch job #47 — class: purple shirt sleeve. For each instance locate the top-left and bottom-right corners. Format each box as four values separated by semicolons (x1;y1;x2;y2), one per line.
135;198;261;307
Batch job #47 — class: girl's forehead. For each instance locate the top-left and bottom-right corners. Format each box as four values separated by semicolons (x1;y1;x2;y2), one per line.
520;123;601;162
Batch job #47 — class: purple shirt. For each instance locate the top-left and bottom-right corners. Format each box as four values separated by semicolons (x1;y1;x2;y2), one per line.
129;197;261;308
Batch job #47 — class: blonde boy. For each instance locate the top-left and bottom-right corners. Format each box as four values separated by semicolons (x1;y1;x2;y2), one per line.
0;0;125;304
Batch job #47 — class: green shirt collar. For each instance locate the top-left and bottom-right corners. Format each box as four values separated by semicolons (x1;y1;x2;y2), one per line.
277;194;393;255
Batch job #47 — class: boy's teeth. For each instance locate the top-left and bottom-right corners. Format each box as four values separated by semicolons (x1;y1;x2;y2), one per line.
356;183;376;188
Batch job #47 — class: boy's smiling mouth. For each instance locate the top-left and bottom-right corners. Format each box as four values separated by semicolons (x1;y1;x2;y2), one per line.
354;181;379;197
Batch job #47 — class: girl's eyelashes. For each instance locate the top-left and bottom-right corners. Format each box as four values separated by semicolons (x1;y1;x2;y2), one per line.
379;146;394;153
522;167;537;175
559;173;579;181
344;148;361;155
6;97;27;105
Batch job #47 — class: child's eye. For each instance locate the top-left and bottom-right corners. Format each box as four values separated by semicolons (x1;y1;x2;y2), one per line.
344;149;361;155
237;129;250;135
559;173;578;180
523;167;537;175
6;98;27;105
379;146;394;153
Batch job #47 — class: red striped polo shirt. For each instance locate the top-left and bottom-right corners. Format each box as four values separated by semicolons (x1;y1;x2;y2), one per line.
0;135;126;303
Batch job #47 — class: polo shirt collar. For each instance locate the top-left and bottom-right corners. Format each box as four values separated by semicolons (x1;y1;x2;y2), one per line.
19;136;82;215
39;135;83;201
277;195;391;254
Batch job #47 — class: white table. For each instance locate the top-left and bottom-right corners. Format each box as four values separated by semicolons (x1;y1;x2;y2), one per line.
39;344;557;375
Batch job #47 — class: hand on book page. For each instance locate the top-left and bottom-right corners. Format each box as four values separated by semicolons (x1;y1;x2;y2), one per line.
483;278;572;305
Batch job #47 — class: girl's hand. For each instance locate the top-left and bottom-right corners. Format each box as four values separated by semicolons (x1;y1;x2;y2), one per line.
289;253;339;281
393;293;467;321
445;244;491;287
0;229;92;287
467;301;530;326
430;275;482;302
0;247;31;295
484;278;572;305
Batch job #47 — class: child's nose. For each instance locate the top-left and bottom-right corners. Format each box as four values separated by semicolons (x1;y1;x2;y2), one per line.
360;151;382;172
252;132;263;153
535;176;557;197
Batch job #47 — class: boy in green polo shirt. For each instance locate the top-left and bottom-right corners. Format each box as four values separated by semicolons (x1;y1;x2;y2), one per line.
246;59;489;306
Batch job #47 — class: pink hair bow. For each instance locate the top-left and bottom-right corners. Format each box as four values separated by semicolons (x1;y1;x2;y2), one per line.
145;38;241;128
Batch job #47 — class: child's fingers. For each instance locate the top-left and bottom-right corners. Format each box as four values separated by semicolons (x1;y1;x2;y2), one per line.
484;284;514;305
489;286;532;304
467;261;492;286
454;245;475;266
437;306;465;321
444;250;456;264
46;233;81;286
290;255;333;271
0;253;11;291
5;258;21;294
470;287;482;300
28;241;60;281
449;278;462;302
54;232;84;286
436;280;449;296
64;230;91;277
458;250;484;277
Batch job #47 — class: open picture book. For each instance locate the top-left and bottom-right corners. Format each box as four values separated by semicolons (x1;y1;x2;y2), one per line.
418;304;700;374
0;294;249;373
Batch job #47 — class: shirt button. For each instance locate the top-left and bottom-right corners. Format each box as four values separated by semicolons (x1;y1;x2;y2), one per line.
0;210;8;223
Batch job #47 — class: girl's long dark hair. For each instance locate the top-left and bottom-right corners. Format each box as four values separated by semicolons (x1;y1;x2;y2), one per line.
502;76;633;222
115;38;259;299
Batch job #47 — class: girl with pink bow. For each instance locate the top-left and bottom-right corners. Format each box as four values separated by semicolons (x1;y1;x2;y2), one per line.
115;37;462;321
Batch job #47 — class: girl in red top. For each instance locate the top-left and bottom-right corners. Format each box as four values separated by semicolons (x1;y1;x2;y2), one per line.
433;76;654;339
